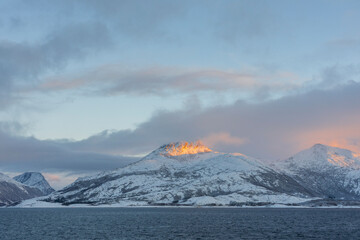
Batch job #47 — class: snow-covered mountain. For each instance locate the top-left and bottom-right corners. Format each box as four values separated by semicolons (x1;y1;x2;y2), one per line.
44;141;315;206
14;172;55;195
0;173;44;206
275;144;360;200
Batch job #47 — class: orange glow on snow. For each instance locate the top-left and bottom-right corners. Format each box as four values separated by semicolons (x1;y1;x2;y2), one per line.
327;153;354;167
165;141;212;156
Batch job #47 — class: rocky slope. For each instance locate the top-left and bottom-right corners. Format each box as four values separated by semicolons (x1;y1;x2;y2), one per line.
275;144;360;201
0;173;44;206
44;142;316;206
14;172;55;195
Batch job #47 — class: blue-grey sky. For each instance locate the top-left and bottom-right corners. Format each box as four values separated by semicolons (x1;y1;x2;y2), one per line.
1;0;360;188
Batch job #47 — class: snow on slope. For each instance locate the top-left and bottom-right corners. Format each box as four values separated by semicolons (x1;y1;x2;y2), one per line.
44;141;315;206
14;172;55;195
275;144;360;199
277;144;360;171
0;173;43;206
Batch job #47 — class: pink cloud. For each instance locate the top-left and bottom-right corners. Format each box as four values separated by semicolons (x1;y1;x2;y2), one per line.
202;132;247;149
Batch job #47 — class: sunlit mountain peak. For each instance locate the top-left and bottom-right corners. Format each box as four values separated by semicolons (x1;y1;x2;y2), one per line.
159;141;212;156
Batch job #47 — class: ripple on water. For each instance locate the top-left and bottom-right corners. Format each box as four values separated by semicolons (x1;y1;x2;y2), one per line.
0;208;360;239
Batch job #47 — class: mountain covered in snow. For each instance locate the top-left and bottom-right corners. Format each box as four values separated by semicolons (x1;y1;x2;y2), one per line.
14;172;55;195
0;173;44;206
275;144;360;201
16;142;360;208
42;141;317;206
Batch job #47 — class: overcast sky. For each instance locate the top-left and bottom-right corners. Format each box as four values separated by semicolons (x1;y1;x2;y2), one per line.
1;0;360;189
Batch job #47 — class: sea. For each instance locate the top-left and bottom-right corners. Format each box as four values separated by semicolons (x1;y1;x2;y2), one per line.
0;208;359;239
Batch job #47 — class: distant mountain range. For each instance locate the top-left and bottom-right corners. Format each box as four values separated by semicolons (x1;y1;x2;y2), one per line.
0;172;53;206
16;141;354;207
6;142;360;207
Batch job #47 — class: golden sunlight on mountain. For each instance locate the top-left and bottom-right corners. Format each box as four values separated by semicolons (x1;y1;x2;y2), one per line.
164;141;212;156
327;153;353;167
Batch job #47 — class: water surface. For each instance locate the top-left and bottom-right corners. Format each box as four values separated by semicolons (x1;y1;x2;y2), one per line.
0;208;359;239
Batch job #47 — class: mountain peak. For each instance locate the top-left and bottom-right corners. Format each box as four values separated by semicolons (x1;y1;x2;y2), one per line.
282;143;360;170
310;143;354;152
309;143;343;152
14;172;55;195
311;143;328;149
158;141;212;156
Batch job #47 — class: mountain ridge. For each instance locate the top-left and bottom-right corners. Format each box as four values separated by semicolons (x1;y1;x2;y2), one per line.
14;172;55;195
0;173;44;206
15;142;360;207
275;143;360;200
41;142;317;206
277;143;360;170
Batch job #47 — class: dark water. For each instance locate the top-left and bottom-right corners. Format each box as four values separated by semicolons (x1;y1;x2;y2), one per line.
0;208;360;239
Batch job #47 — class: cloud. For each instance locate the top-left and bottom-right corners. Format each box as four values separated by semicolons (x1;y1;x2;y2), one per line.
0;130;138;174
1;80;359;188
8;0;186;42
33;65;300;101
302;64;360;91
6;0;280;43
212;0;277;44
294;126;360;154
201;132;247;150
42;173;61;182
1;0;360;189
0;22;111;109
0;121;26;135
83;0;186;39
66;81;360;161
73;0;275;43
328;38;360;48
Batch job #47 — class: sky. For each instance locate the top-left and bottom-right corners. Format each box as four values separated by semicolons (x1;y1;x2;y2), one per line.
1;0;360;189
